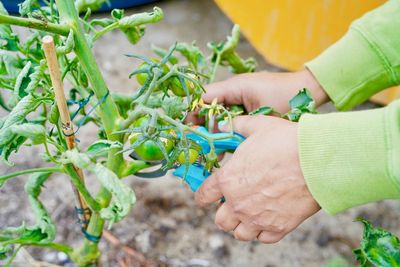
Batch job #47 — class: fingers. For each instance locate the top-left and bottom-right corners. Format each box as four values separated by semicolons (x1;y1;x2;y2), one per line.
233;223;261;241
215;203;240;231
194;170;223;207
257;231;285;244
219;115;265;137
203;78;244;105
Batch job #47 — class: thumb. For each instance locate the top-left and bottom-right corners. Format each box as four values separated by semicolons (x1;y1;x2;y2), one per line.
218;115;262;137
203;78;244;105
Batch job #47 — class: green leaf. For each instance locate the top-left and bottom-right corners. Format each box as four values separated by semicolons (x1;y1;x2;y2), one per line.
0;94;43;164
87;140;123;157
75;0;108;13
0;94;36;147
8;61;32;107
24;172;56;242
175;42;205;70
56;30;75;55
284;88;316;122
25;60;46;93
10;123;46;145
111;8;124;20
0;136;27;166
353;219;400;267
118;7;164;45
0;172;55;262
289;88;316;112
18;0;40;17
249;106;273;116
0;5;20;51
208;24;256;74
61;150;136;227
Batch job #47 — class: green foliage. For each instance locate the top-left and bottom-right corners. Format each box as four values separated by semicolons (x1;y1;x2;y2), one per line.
354;219;400;267
249;106;274;116
0;172;57;260
284;88;316;122
75;0;108;13
61;149;136;227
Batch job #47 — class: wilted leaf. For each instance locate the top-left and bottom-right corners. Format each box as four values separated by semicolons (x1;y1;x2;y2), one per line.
19;0;40;17
118;7;163;45
10;123;46;145
61;150;136;227
75;0;108;13
0;3;20;51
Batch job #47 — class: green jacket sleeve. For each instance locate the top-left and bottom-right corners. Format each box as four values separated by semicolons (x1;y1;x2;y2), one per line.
300;0;400;214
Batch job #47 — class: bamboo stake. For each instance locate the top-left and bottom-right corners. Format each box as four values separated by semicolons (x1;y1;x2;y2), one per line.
42;35;91;229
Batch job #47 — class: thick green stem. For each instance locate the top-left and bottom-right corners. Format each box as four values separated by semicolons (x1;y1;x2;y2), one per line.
55;1;125;265
55;0;122;138
0;13;69;35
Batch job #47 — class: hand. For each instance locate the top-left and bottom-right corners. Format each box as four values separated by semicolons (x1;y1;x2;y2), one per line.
195;115;320;243
204;69;328;113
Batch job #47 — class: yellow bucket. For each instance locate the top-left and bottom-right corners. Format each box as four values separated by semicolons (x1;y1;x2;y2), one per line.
214;0;399;105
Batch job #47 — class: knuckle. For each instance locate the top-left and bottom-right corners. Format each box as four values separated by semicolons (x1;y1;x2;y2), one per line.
231;201;246;215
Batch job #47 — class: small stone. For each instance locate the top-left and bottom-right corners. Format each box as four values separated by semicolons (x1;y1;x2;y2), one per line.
135;230;151;253
57;251;68;262
43;252;57;263
208;234;224;250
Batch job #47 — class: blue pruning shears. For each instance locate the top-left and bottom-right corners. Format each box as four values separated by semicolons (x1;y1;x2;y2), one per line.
130;126;245;192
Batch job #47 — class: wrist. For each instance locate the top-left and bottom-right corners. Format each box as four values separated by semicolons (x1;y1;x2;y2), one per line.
296;69;329;107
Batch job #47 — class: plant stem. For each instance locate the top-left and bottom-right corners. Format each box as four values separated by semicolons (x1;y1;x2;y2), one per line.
55;1;124;265
63;164;101;212
0;166;63;184
209;54;221;83
0;14;69;35
55;0;121;138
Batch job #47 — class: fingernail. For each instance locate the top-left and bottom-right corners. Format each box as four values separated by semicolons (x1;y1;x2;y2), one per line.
218;120;227;131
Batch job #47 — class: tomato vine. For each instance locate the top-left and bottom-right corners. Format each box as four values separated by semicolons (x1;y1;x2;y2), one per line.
0;0;397;266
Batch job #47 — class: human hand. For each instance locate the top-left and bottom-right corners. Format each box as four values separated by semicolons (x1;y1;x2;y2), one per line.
195;115;320;243
203;69;328;113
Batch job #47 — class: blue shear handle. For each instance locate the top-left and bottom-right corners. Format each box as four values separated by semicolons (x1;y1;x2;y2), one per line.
186;126;245;154
173;164;210;192
174;127;246;192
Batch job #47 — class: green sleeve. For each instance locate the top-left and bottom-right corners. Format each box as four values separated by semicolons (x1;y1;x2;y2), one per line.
299;0;400;214
305;0;400;111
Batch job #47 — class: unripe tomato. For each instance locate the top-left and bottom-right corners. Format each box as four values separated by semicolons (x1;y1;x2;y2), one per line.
177;149;199;165
136;59;170;91
129;116;174;161
168;73;197;97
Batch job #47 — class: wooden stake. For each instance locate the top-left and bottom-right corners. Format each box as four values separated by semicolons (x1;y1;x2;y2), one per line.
42;35;91;229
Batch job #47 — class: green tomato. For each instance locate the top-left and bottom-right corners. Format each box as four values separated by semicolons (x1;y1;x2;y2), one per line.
136;59;170;91
177;149;199;165
129;116;174;161
168;73;197;97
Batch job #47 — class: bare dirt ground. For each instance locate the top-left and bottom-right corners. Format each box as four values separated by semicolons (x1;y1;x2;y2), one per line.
1;0;400;266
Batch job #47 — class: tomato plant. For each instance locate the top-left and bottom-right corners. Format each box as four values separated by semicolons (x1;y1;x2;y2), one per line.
0;0;394;266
